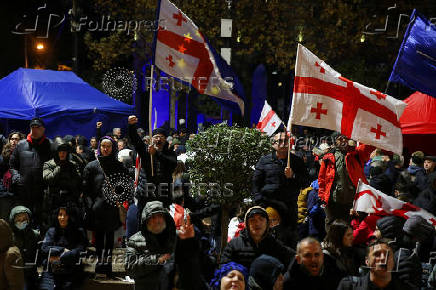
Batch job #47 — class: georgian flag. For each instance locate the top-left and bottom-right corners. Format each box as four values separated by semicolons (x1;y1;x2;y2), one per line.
154;0;244;114
257;101;282;136
288;44;407;155
354;180;436;227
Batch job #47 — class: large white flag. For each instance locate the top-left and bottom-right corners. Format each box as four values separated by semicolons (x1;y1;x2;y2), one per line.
354;180;436;227
288;44;407;155
154;0;244;114
256;101;282;136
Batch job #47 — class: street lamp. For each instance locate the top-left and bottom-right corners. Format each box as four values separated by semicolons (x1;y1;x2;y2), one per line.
36;42;45;51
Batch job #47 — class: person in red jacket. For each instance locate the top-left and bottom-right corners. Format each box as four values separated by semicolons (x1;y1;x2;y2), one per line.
318;133;374;231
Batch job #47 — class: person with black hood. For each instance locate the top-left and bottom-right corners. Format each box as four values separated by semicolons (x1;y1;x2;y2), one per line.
82;136;128;277
127;115;177;208
9;117;53;228
220;206;293;270
252;132;309;249
9;206;41;289
248;254;284;290
0;219;24;290
43;142;82;210
125;200;176;289
39;206;88;290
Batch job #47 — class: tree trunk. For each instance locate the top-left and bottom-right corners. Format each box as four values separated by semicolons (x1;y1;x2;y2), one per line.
219;203;231;259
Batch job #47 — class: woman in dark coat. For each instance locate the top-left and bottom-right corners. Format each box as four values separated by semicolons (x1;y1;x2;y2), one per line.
39;206;87;290
82;136;128;277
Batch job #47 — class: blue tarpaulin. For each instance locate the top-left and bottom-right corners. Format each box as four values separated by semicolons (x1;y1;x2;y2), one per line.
0;68;134;139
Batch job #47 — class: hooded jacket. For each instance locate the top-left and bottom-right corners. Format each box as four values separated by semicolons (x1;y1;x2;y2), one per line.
125;201;176;289
43;142;82;207
8;206;40;276
0;219;24;290
220;207;293;269
414;173;436;215
82;136;128;231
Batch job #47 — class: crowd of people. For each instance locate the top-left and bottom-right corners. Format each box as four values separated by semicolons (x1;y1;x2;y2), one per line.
1;116;436;290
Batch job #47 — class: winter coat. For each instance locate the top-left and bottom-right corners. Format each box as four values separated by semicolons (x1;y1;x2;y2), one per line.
318;145;374;205
82;137;127;232
128;124;177;207
0;219;24;290
125;201;176;289
252;152;309;228
414;174;436;216
306;180;326;239
322;247;360;287
407;165;428;196
220;228;293;270
40;223;87;275
283;255;340;290
9;135;53;204
297;186;312;224
8;206;41;280
337;273;408;290
43;155;82;208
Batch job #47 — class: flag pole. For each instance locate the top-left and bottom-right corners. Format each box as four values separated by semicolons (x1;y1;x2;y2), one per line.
149;64;155;177
284;124;292;169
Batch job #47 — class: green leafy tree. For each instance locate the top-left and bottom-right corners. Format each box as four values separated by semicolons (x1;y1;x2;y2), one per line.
186;123;271;253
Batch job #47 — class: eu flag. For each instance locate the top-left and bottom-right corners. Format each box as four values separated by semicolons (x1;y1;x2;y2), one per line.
389;10;436;97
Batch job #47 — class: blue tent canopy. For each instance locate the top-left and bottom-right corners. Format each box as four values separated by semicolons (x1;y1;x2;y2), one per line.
0;68;134;140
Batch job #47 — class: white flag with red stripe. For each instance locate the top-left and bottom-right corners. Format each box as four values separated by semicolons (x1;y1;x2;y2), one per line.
354;180;436;227
256;101;282;136
155;0;244;114
288;44;407;155
169;203;189;230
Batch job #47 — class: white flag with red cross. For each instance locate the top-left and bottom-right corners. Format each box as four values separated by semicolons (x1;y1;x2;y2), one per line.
354;180;436;227
288;44;407;155
256;101;283;136
154;0;244;114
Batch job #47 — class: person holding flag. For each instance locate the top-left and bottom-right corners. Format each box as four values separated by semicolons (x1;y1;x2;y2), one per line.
288;44;407;231
252;131;309;248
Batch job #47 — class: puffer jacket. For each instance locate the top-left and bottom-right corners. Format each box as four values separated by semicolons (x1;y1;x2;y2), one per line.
0;219;24;290
9;206;41;280
297;186;312;224
318;144;374;205
252;152;309;228
82;137;129;232
220;207;294;269
43;144;82;208
9;135;53;204
125;200;176;289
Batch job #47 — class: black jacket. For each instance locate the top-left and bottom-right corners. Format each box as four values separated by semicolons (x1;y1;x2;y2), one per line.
9;136;53;203
252;152;309;228
43;157;82;208
128;124;177;207
220;228;293;270
337;273;408;290
283;255;340;290
82;155;127;232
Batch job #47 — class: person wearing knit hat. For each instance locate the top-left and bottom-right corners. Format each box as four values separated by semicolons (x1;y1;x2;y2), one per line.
403;215;435;243
210;262;248;290
374;216;405;240
221;206;293;269
248;254;284;290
